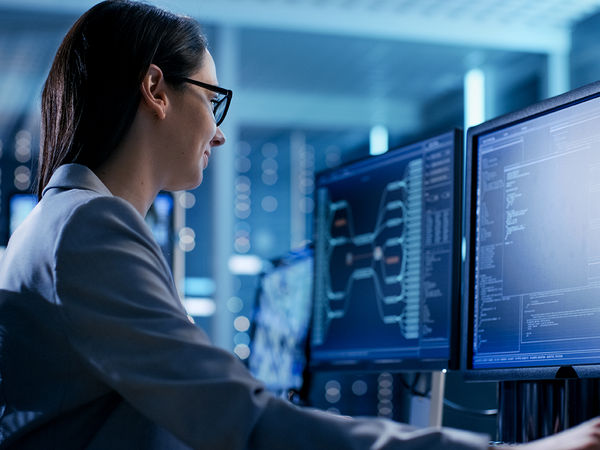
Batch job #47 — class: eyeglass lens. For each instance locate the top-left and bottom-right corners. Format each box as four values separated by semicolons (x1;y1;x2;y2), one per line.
213;95;227;125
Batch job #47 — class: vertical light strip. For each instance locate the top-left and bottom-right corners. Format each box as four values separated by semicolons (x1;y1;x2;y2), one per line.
547;51;570;98
369;125;389;156
290;131;306;249
172;192;186;297
464;68;485;129
463;68;485;264
212;26;238;351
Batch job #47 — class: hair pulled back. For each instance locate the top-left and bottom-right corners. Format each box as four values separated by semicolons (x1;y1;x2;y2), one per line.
38;0;207;198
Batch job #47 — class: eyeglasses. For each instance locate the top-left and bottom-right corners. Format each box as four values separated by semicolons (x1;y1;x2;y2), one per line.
180;78;232;127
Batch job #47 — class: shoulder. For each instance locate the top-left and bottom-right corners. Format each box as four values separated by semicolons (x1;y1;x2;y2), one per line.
61;192;145;229
52;192;177;308
57;194;154;250
52;192;166;280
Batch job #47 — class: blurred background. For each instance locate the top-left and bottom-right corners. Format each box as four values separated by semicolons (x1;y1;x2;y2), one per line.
3;0;600;436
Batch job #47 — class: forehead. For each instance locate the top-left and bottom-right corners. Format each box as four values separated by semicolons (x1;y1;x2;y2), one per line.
194;50;218;85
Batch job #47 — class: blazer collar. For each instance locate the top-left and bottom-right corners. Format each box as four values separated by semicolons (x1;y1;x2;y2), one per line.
42;164;113;197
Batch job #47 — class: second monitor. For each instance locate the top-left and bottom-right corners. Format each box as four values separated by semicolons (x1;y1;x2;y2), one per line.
310;130;463;371
463;80;600;381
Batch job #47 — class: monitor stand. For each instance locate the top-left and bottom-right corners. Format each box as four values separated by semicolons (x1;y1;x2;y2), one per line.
497;378;600;443
429;370;446;427
408;370;446;428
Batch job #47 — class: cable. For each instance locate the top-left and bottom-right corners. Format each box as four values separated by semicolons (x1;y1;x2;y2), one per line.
396;373;498;417
396;373;430;397
443;398;498;417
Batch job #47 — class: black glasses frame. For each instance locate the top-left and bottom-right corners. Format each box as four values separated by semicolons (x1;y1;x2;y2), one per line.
180;78;233;127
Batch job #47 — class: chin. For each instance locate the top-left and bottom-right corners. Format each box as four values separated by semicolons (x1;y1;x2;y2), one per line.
166;170;204;192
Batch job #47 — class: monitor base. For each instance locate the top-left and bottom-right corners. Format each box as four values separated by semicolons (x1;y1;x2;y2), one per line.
497;378;600;443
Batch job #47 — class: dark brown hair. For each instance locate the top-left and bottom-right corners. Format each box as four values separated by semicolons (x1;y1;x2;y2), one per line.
38;0;207;198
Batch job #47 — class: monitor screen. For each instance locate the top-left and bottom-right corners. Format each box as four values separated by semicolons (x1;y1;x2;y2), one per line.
248;249;313;396
146;193;175;268
310;130;462;371
9;194;37;236
463;81;600;380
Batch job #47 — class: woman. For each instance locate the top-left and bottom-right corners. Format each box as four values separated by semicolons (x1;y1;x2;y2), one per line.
1;1;600;449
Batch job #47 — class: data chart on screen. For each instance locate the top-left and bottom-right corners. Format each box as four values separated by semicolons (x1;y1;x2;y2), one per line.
310;131;460;369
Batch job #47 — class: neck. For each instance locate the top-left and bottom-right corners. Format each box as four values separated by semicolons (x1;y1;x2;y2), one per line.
96;163;157;216
94;138;160;217
93;103;170;216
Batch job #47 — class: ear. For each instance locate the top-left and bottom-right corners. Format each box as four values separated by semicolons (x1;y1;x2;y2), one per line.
140;64;168;120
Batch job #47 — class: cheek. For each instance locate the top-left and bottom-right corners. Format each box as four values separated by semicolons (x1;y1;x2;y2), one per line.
196;106;217;139
183;106;216;151
201;119;217;142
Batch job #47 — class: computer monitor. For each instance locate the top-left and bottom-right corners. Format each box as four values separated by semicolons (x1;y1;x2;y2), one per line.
146;192;175;268
9;194;37;236
310;130;463;371
463;80;600;380
7;192;175;268
248;249;313;396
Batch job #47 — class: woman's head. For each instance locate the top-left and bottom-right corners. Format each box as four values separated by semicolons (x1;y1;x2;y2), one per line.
38;0;208;198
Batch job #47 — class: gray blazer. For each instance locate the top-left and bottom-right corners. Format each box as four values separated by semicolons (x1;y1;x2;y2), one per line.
0;164;487;449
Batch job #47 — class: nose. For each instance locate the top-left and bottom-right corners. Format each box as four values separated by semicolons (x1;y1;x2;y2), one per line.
210;127;226;147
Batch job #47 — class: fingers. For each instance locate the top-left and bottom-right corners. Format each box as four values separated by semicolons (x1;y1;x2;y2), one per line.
508;417;600;450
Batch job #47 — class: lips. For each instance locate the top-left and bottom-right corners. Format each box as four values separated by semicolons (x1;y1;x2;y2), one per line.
202;150;211;169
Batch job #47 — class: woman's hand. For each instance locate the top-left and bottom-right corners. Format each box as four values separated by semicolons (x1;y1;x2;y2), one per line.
492;417;600;450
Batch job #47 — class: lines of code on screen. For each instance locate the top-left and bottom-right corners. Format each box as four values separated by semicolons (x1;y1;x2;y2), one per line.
472;96;600;369
310;132;457;367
